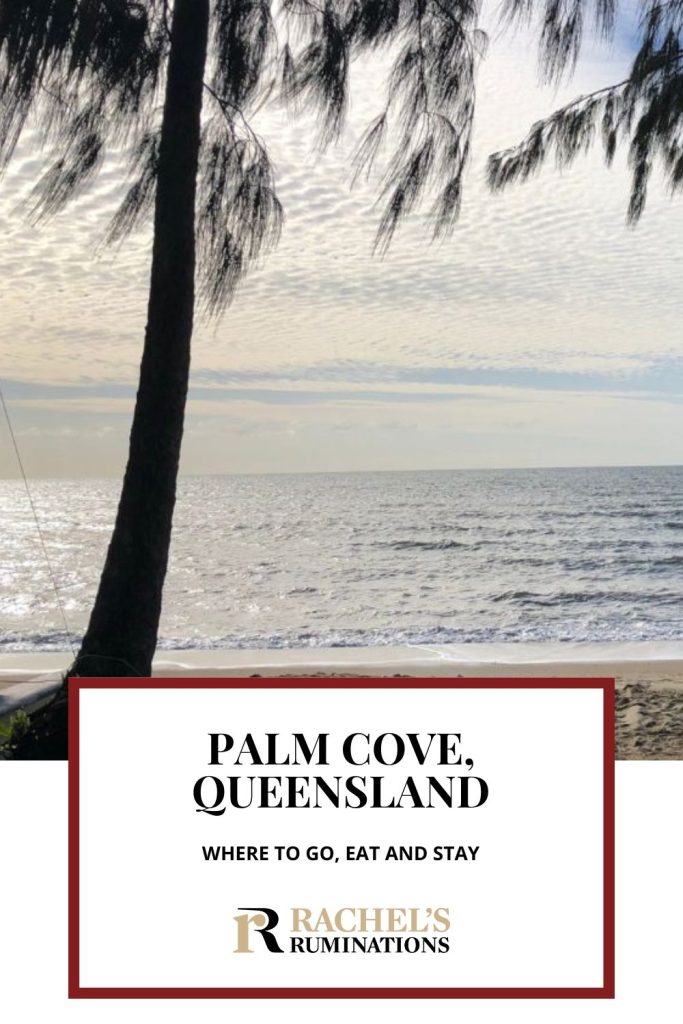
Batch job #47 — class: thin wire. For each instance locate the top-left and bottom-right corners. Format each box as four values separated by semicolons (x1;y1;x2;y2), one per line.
0;379;77;657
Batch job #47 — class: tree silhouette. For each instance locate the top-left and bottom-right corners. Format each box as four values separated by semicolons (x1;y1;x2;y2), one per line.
488;0;683;222
1;1;486;755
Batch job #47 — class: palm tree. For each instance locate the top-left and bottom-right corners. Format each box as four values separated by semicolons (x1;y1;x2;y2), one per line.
487;0;683;221
1;1;485;754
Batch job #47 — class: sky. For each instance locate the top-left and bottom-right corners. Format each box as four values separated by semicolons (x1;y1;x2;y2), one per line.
1;3;683;478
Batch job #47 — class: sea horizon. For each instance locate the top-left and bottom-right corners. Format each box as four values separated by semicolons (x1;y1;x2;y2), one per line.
3;460;683;483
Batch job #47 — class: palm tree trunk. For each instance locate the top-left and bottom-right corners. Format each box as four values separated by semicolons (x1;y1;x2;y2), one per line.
11;0;210;758
75;0;210;677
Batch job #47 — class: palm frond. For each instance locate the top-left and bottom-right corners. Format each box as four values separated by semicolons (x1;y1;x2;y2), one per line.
196;113;283;313
105;128;160;244
488;9;683;224
501;0;616;82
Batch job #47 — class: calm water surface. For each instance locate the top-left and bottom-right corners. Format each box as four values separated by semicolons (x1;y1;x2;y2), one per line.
2;466;683;650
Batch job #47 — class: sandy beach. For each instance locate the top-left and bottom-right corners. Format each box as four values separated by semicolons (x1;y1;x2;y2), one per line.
2;641;682;759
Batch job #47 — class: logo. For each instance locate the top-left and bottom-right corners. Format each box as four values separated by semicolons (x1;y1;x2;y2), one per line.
233;907;285;953
232;906;451;954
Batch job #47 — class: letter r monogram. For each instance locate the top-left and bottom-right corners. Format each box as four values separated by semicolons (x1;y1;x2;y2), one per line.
233;907;284;953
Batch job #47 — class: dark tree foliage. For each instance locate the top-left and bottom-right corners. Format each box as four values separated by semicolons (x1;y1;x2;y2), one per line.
0;0;487;297
488;0;683;222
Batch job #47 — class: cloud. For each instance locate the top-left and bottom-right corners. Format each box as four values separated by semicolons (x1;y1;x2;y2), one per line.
1;11;681;475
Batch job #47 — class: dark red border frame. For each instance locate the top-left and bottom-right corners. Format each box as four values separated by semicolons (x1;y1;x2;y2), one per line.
68;676;615;1000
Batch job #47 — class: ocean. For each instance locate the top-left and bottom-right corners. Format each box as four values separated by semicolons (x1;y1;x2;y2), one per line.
2;465;683;651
